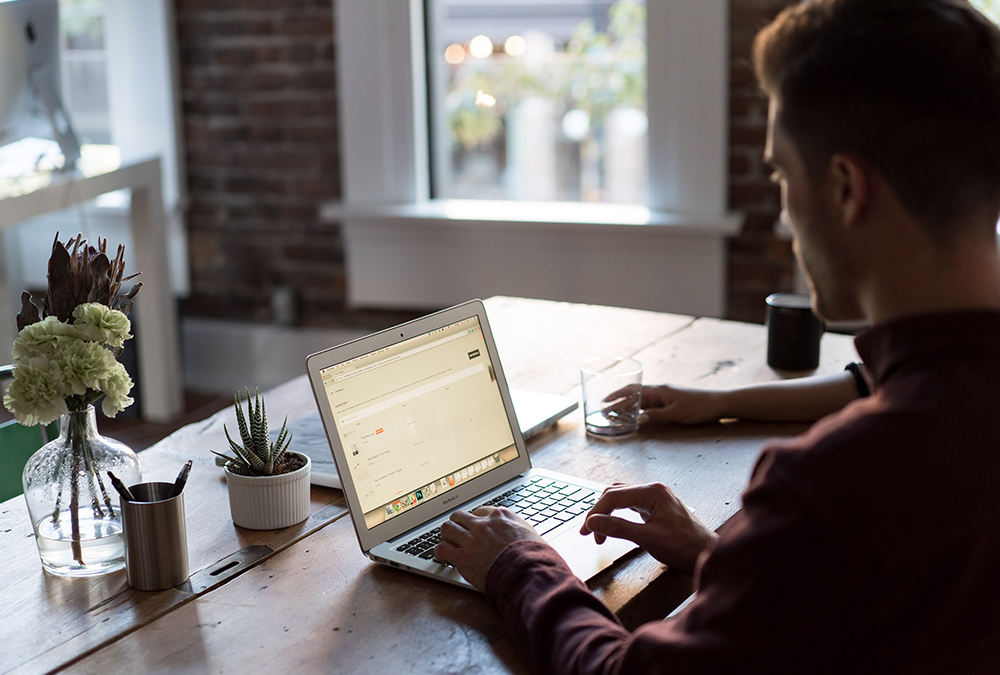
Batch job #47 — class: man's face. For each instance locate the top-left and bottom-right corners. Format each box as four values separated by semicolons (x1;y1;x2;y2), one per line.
764;100;864;322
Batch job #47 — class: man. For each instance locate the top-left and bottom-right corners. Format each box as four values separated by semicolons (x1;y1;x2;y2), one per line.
435;1;1000;672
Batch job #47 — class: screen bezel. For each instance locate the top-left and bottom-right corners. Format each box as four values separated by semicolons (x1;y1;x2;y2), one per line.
305;299;530;553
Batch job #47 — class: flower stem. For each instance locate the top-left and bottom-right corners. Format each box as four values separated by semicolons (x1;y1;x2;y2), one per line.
51;450;66;526
80;427;106;518
69;417;84;565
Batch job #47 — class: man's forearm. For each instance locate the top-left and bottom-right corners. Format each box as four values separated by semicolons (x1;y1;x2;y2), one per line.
486;541;634;675
717;370;859;422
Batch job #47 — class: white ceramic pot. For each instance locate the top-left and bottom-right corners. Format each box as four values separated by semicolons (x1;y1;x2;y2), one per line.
224;452;311;530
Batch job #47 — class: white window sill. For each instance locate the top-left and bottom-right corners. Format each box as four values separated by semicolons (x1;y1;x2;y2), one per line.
319;199;743;317
320;199;742;237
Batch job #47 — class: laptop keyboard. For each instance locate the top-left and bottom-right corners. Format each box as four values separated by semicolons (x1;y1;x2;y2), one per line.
395;476;600;565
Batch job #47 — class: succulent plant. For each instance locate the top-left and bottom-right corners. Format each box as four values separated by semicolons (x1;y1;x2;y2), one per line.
212;389;295;477
17;233;141;358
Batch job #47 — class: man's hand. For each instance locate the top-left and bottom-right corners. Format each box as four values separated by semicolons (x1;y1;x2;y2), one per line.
435;506;546;591
580;483;718;576
636;385;725;426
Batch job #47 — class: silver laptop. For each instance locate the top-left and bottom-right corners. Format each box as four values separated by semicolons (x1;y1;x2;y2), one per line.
305;299;638;589
261;389;577;489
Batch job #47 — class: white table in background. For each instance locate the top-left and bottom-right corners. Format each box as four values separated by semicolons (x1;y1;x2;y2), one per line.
0;156;183;422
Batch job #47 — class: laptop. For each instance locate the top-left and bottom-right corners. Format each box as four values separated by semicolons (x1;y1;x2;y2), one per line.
305;299;639;589
259;389;577;490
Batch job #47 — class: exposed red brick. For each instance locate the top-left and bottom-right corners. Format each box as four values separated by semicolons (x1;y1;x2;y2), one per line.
740;212;782;234
731;6;787;31
730;62;759;89
281;43;317;63
278;16;334;36
726;0;800;322
178;0;342;323
293;177;339;198
730;183;780;208
729;153;752;177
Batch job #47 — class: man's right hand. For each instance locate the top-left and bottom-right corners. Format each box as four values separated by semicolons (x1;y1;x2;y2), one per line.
580;482;718;576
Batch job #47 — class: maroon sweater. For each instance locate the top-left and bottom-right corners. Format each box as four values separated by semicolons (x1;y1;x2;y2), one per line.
485;311;1000;674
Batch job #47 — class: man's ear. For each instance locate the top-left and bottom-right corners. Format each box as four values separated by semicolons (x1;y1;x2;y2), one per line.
829;154;869;229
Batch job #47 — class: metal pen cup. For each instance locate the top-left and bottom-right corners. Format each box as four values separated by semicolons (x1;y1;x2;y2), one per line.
121;482;189;591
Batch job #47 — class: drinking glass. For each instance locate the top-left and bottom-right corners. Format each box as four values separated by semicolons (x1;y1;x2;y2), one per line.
580;357;643;439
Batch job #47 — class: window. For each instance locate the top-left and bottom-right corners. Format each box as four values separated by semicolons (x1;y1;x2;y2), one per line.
59;0;111;145
972;0;1000;24
336;0;729;214
972;0;1000;238
331;0;738;317
426;0;648;204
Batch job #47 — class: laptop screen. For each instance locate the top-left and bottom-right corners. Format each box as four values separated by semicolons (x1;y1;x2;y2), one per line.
318;316;519;531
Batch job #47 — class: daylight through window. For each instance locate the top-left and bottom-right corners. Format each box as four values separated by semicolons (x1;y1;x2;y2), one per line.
59;0;110;144
426;0;648;204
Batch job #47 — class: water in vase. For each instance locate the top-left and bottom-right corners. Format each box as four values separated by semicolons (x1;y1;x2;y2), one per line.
34;512;125;576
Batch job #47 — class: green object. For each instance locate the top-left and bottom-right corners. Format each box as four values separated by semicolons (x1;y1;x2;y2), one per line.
211;388;292;477
1;364;59;501
0;419;58;502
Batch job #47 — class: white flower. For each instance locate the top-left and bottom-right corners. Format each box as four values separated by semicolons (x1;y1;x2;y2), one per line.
52;339;117;396
73;303;132;347
99;362;134;418
5;307;137;423
2;357;69;426
12;316;82;360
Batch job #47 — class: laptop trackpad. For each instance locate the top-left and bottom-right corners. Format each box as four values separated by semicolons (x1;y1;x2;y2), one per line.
548;510;644;581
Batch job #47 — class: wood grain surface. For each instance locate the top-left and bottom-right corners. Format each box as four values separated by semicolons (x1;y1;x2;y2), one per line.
1;425;346;674
0;297;860;674
73;514;530;675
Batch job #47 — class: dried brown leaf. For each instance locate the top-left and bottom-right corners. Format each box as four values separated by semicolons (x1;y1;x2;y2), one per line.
27;233;143;326
15;292;40;331
114;282;142;314
89;253;111;304
46;237;75;321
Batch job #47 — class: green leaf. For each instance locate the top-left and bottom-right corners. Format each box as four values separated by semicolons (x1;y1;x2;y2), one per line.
210;448;239;466
225;462;254;476
256;389;272;473
272;416;291;469
273;417;290;453
235;391;253;452
225;424;264;474
226;435;245;457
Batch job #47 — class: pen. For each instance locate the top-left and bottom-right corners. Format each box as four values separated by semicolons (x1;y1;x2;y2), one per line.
107;471;135;502
169;460;193;498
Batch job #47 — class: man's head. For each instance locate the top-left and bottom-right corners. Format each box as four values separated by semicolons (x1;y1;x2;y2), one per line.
754;0;1000;320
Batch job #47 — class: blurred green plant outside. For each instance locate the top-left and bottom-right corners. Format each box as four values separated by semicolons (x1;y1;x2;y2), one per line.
446;0;646;151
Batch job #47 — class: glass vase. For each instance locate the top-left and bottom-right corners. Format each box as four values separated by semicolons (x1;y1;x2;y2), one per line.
21;405;141;577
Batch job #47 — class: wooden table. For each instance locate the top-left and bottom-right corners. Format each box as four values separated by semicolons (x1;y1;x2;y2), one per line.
0;297;859;674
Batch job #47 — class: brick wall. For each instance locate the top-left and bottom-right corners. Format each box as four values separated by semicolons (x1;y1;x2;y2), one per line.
175;0;797;326
176;0;346;326
726;0;798;323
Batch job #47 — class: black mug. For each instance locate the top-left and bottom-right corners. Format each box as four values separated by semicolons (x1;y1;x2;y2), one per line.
766;293;824;371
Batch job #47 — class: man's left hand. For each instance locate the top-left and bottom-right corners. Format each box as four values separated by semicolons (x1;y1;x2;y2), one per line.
435;507;545;591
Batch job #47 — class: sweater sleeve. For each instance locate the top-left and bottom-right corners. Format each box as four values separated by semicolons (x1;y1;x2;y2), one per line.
484;539;633;675
483;449;860;675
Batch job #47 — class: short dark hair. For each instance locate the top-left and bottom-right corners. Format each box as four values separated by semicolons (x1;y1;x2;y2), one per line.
754;0;1000;240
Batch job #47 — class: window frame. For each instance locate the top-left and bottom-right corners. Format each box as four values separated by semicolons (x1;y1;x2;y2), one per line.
330;0;739;317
